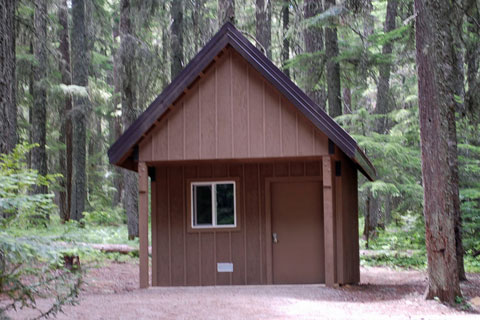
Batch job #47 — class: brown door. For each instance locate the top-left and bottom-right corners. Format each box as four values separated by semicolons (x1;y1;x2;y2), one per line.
271;180;324;284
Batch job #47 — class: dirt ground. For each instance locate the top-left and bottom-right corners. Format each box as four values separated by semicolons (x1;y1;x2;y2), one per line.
6;261;480;320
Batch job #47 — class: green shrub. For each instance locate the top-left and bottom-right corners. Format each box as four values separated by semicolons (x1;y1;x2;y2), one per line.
82;206;125;226
0;144;82;319
0;143;59;227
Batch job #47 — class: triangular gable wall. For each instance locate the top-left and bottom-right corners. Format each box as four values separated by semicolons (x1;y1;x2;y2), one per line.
138;49;329;163
108;22;375;180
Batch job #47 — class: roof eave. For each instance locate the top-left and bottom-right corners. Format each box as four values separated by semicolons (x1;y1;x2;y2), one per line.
354;146;376;181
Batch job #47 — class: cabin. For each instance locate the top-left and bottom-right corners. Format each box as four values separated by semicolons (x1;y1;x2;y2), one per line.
108;22;375;289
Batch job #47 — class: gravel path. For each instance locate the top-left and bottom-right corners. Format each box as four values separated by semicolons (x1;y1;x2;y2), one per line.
6;263;480;319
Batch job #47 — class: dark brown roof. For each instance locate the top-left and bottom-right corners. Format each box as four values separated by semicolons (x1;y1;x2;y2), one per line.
108;22;376;181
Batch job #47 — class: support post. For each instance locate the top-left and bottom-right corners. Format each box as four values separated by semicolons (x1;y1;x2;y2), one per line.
151;176;158;286
323;156;336;287
138;162;149;288
335;161;345;284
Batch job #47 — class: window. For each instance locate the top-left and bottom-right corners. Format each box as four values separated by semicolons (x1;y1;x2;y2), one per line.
191;181;236;228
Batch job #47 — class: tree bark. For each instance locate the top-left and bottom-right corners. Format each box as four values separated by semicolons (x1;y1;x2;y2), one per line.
171;0;184;79
120;0;139;239
255;0;272;59
464;0;479;121
58;0;73;221
324;0;342;117
374;0;398;133
32;0;48;195
304;0;326;110
448;95;466;281
161;2;169;87
0;0;17;154
414;0;461;303
218;0;235;25
112;24;123;208
70;0;90;221
281;1;290;78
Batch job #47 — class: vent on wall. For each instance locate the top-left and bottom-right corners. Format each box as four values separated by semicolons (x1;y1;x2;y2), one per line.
217;263;233;273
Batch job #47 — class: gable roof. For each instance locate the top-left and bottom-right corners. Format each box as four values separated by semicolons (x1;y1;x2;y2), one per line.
108;22;376;181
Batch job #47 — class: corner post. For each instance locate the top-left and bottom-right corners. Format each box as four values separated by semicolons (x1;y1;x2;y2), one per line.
323;156;336;287
138;162;149;288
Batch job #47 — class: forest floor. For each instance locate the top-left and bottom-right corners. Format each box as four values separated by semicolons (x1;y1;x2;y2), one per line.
7;261;480;320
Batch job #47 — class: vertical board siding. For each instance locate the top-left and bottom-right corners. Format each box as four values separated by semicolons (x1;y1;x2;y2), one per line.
231;51;249;158
156;167;170;285
168;104;185;160
139;135;152;161
151;180;158;285
153;159;335;286
200;68;216;159
215;232;231;285
244;163;261;284
228;163;246;285
248;68;265;157
184;165;200;286
169;166;185;285
200;232;216;285
184;89;200;160
216;53;233;158
138;49;330;163
341;154;360;284
264;83;281;157
281;96;297;156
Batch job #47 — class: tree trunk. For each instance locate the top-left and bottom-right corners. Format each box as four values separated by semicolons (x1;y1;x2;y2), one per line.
281;1;290;78
448;96;466;281
70;0;90;221
28;40;33;168
451;2;467;282
343;87;351;113
171;0;184;79
364;194;371;249
32;0;48;195
120;0;139;239
414;0;461;303
464;0;479;121
366;0;398;236
112;24;123;208
161;2;170;87
324;0;342;117
375;0;398;133
218;0;235;25
58;0;73;221
255;0;272;59
304;0;326;110
0;0;17;154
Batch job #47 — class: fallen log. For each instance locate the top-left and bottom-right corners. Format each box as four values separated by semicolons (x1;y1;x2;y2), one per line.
56;242;152;255
89;243;137;254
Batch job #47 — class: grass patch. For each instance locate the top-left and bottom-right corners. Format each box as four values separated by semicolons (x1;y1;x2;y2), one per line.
360;250;427;269
6;215;140;245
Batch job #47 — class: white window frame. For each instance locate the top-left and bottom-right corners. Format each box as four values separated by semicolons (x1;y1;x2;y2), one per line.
191;181;237;229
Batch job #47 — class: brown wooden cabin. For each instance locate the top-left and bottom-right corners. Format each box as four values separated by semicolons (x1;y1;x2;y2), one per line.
108;22;376;288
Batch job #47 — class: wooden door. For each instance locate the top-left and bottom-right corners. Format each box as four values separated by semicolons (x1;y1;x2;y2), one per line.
271;180;325;284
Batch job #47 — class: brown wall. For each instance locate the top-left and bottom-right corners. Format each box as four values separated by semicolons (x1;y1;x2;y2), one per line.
152;159;323;286
338;151;360;284
150;157;359;286
139;49;329;163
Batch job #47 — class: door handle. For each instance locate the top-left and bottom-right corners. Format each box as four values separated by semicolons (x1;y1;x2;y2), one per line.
272;232;278;244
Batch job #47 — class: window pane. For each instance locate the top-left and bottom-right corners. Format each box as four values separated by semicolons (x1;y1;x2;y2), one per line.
216;183;234;225
193;185;212;225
